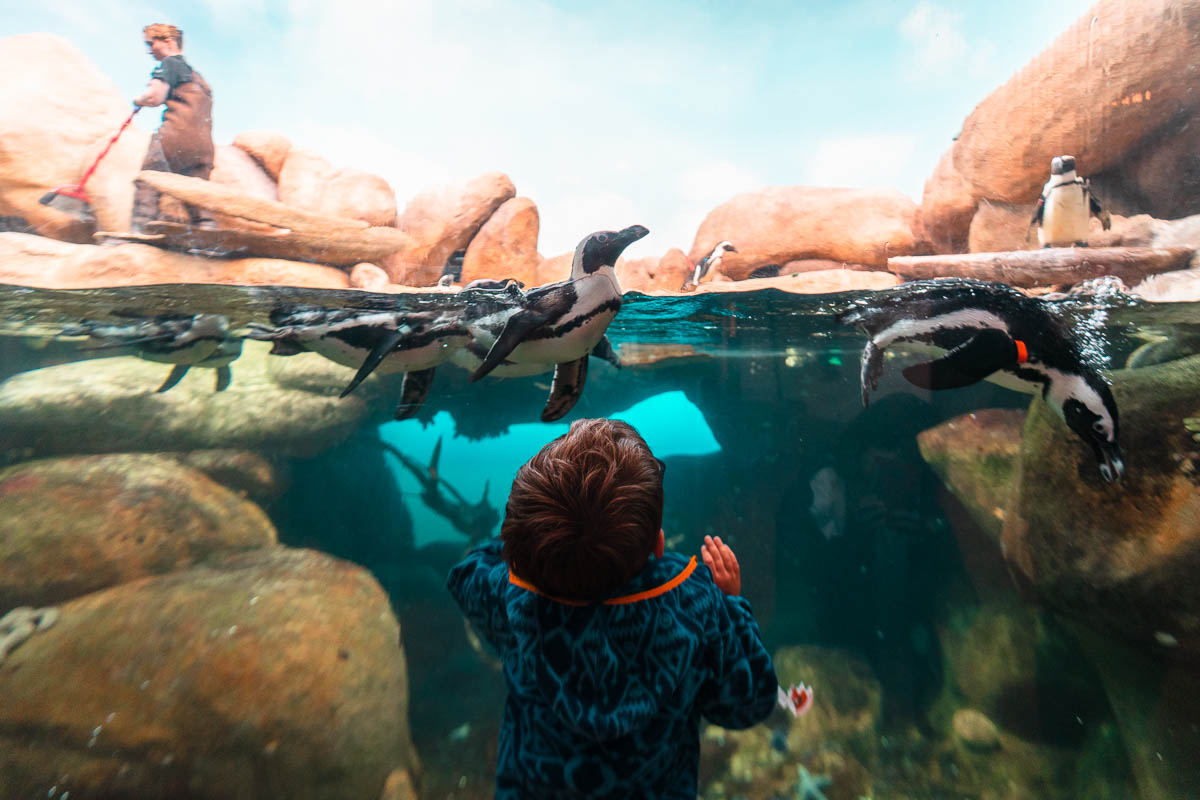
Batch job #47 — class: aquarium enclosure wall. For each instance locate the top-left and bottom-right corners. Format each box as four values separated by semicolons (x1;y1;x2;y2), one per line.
1;1;1198;798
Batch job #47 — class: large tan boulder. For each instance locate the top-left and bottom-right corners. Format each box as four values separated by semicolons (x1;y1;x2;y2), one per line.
952;0;1200;204
616;248;694;293
208;144;279;233
688;186;922;275
0;232;351;289
535;250;573;286
232;130;292;180
967;200;1036;253
461;196;541;287
0;547;416;800
385;172;516;286
0;34;149;242
277;147;397;228
0;454;276;608
919;149;978;254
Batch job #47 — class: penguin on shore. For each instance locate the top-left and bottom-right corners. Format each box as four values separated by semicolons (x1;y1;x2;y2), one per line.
682;240;736;290
437;250;467;288
837;278;1124;483
63;313;239;393
455;224;647;421
247;307;470;419
1030;155;1111;248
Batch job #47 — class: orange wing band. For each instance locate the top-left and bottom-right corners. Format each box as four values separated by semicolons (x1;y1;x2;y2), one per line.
1014;339;1029;364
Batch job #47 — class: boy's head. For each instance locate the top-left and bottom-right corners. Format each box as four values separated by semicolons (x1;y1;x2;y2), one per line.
501;418;664;603
143;23;183;56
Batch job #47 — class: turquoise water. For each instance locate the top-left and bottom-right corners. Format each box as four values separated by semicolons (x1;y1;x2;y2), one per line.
1;282;1199;799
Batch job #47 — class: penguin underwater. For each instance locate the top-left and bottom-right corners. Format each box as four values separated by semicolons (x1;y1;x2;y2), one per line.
63;313;240;393
837;278;1124;483
454;224;647;422
1030;155;1110;248
247;307;470;420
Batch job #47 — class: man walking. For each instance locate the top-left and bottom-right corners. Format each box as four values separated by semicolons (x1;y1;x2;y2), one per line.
131;23;215;232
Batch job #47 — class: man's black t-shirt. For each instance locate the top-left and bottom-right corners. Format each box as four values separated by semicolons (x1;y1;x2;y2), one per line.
150;55;194;90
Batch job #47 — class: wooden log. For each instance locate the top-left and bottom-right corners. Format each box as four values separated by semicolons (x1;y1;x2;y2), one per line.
887;247;1195;288
142;221;411;266
135;171;370;233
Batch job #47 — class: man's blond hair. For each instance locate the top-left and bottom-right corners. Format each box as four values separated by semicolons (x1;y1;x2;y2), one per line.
143;24;183;48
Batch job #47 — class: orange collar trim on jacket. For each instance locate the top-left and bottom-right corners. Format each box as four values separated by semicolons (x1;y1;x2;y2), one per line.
508;556;698;607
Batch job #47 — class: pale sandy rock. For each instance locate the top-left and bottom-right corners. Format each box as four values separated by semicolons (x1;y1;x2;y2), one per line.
1088;213;1161;248
461;196;541;287
689;186;922;274
920;148;977;254
0;340;373;458
385;172;516;286
0;454;277;608
780;258;873;273
968;200;1036;253
952;0;1200;204
535;250;573;287
0;547;416;800
686;268;900;295
277;147;398;228
232;130;292;180
1131;268;1200;303
0;34;149;242
614;254;654;291
952;708;1001;751
350;262;392;291
0;233;350;289
1152;213;1200;249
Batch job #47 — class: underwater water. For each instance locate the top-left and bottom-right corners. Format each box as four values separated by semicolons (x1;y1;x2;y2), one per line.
1;281;1199;799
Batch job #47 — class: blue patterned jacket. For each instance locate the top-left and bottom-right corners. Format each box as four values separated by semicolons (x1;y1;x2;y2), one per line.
447;539;778;799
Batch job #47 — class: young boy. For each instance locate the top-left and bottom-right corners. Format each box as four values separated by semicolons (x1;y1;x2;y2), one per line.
447;418;778;799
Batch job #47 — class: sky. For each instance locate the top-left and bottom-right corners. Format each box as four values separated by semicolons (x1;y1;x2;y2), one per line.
4;0;1095;258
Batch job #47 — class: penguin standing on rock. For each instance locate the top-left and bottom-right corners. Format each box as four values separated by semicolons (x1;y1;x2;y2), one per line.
683;240;736;290
458;224;647;421
1030;155;1111;248
837;278;1124;483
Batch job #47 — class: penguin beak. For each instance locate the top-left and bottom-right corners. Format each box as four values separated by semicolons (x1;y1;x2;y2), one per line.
1094;440;1125;484
615;225;649;250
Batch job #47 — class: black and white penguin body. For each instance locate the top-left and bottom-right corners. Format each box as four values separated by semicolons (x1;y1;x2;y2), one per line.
1031;155;1110;247
64;313;239;392
453;224;646;421
838;278;1124;482
683;240;736;290
437;250;467;288
247;306;470;418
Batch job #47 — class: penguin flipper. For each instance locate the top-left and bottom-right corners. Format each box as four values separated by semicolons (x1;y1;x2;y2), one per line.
591;335;621;368
340;329;408;398
470;311;550;382
395;368;436;420
214;366;232;392
156;365;189;393
1089;189;1111;230
1029;197;1045;228
541;356;588;422
860;340;884;407
902;328;1019;391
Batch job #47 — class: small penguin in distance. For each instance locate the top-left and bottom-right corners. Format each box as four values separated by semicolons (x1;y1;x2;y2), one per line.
683;241;736;291
838;278;1124;483
1030;155;1111;248
437;250;467;288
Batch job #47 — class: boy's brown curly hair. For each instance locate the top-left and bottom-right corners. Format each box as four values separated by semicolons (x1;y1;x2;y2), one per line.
501;418;664;602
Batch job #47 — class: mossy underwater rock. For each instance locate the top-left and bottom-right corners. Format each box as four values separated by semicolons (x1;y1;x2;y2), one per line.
1002;354;1200;659
0;453;276;608
0;547;415;800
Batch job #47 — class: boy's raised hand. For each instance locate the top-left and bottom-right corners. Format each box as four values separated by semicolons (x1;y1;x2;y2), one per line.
701;535;741;596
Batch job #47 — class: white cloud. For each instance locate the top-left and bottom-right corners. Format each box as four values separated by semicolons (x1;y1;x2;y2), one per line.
899;2;968;72
803;134;920;198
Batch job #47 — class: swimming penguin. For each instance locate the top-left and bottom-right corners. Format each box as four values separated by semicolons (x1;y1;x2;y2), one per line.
837;278;1124;483
455;224;647;421
1030;155;1111;248
247;306;470;419
63;313;238;393
437;250;467;288
683;240;736;290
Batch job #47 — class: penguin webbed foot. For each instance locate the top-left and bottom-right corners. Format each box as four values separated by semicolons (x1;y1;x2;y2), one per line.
156;365;190;393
